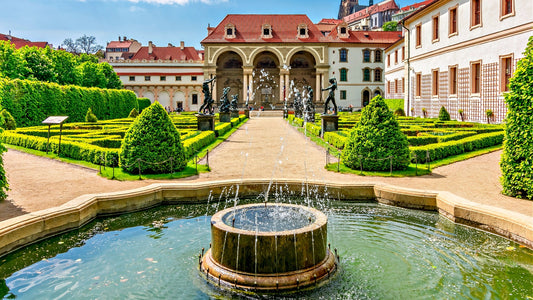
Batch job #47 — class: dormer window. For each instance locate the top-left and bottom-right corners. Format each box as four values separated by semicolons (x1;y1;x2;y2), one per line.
262;24;272;39
225;23;236;39
297;24;309;38
337;22;349;38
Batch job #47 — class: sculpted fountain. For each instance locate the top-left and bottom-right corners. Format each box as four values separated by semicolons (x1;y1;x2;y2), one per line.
200;202;337;292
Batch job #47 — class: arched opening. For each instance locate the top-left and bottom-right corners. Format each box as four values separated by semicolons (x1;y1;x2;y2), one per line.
362;89;370;107
374;89;382;97
216;51;243;106
252;51;280;108
143;91;155;103
158;91;171;110
288;51;316;105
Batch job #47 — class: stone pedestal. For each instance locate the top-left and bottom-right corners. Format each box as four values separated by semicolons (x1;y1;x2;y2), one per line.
321;114;339;136
243;109;250;119
219;112;231;123
197;114;215;131
230;110;239;119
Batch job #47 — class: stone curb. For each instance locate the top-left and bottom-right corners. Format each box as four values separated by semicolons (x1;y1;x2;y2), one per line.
0;179;532;257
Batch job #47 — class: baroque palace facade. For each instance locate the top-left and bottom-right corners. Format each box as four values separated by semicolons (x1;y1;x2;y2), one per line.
201;14;400;109
385;0;533;123
108;41;204;111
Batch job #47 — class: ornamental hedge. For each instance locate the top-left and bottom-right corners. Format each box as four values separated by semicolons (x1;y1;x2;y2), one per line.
0;78;138;127
343;95;410;171
501;36;533;199
120;102;186;174
0;108;7;201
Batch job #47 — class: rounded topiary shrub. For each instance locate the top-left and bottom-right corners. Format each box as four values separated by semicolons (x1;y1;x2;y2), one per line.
438;106;450;121
0;109;16;130
85;107;98;123
128;108;139;118
342;95;410;171
394;108;405;117
120;102;186;174
501;36;533;199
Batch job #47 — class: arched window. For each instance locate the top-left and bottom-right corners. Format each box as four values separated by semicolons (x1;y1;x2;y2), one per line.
363;68;371;82
340;68;348;82
363;50;371;63
339;49;348;62
374;68;382;82
374;50;382;62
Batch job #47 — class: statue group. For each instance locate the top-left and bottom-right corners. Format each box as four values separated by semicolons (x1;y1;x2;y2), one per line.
199;77;240;115
199;76;216;115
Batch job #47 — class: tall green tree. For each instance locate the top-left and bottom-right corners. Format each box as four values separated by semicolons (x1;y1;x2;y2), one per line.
0;41;25;79
501;36;533;199
76;61;106;88
382;21;398;31
18;46;57;82
52;50;79;85
99;62;123;89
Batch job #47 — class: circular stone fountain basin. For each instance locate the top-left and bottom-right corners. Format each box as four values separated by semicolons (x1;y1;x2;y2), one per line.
201;203;337;291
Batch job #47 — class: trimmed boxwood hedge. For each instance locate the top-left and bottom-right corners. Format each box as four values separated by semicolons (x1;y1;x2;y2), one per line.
410;131;504;162
305;122;321;136
324;131;347;149
137;98;151;112
0;78;138;127
215;123;231;137
2;131;120;166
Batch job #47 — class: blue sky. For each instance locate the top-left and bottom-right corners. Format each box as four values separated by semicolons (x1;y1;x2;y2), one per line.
1;0;418;49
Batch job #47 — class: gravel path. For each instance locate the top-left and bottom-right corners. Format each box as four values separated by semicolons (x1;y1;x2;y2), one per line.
2;116;532;221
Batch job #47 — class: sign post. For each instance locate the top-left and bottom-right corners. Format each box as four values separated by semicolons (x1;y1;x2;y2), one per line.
42;116;68;155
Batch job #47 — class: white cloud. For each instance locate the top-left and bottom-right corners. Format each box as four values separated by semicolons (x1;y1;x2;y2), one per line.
129;5;146;12
127;0;227;5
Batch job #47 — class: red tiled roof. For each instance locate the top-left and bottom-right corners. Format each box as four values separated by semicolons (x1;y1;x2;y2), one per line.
202;14;328;44
317;19;343;25
344;0;400;23
130;45;202;61
107;41;133;48
316;24;338;33
400;0;435;11
328;28;402;44
0;33;49;49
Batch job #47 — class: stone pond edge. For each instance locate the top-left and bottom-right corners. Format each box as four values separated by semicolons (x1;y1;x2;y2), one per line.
0;179;532;256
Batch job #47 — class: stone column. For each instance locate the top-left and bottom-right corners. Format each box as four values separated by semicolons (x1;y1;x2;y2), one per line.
184;88;190;111
248;74;254;102
243;74;248;105
316;74;321;103
285;74;289;101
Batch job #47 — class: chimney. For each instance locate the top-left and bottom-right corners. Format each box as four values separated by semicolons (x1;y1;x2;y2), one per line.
123;36;127;41
168;43;173;47
207;26;215;35
180;41;185;50
118;36;121;42
148;41;153;54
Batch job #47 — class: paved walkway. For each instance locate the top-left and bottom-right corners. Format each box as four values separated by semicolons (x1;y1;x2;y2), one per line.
2;116;532;221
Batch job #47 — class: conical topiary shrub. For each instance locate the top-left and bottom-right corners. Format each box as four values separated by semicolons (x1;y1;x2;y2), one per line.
0;109;16;130
342;95;410;171
438;106;450;121
120;102;186;174
85;107;98;123
128;108;139;118
501;36;533;199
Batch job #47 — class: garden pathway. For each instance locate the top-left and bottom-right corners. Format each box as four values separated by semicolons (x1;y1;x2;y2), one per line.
2;116;532;222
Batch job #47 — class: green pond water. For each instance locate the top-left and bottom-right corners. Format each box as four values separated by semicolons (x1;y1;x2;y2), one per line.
1;201;532;299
